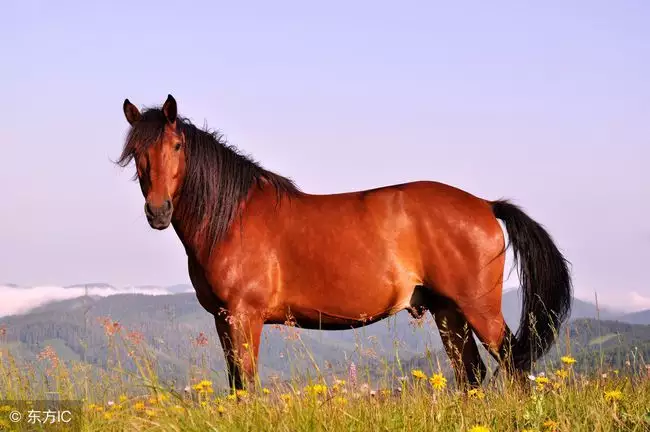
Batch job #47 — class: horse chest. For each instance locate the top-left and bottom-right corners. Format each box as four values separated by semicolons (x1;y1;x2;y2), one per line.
187;255;225;314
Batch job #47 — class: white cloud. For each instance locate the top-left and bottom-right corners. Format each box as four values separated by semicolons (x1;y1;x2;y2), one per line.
0;285;191;317
583;290;650;314
629;291;650;311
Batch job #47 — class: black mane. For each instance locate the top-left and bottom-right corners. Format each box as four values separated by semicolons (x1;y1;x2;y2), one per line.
117;108;300;252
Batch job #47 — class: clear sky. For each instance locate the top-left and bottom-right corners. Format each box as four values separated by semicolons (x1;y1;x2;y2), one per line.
1;1;648;311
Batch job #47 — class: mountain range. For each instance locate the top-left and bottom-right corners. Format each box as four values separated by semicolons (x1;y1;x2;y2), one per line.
0;285;648;389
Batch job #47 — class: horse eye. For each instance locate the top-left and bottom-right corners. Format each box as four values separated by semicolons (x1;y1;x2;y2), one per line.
174;143;182;151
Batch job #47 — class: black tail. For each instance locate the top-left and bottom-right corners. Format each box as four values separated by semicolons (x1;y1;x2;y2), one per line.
491;199;572;371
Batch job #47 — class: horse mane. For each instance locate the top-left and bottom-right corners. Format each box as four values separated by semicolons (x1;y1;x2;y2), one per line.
116;107;300;252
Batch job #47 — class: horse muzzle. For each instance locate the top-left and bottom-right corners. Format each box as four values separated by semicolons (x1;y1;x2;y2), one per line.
144;200;173;230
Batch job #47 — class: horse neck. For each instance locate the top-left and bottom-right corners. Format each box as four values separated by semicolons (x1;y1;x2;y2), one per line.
171;219;201;260
170;180;285;264
169;186;254;263
169;196;213;262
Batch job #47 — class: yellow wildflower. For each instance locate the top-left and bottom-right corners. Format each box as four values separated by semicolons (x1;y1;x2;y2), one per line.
561;356;576;365
305;384;328;395
604;390;623;402
217;405;226;414
226;394;237;401
555;369;568;379
236;389;249;398
467;388;485;399
411;369;427;380
543;419;558;431
145;409;156;417
332;379;346;392
103;412;112;420
119;395;128;403
468;426;490;432
429;373;447;390
262;387;271;395
535;376;550;385
134;401;145;411
280;393;292;403
193;379;214;393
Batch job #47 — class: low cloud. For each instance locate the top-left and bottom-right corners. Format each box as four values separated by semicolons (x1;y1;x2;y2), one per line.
629;291;650;311
0;285;191;317
587;290;650;314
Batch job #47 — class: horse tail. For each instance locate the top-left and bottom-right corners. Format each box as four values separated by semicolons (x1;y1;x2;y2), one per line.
491;199;572;371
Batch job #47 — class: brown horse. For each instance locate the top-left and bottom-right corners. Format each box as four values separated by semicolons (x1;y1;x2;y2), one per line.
117;94;572;390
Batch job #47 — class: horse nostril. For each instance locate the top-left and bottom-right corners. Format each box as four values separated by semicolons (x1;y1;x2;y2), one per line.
145;200;172;218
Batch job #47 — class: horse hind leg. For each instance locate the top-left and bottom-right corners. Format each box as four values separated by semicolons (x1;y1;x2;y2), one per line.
446;271;523;387
489;324;526;387
425;293;487;389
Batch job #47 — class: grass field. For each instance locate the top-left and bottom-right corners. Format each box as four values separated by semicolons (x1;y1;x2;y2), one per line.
1;322;649;431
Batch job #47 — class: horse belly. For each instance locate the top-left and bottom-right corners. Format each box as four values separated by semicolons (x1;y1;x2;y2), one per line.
267;187;425;326
274;251;420;327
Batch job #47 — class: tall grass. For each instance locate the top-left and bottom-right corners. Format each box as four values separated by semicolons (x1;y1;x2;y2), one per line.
0;316;649;431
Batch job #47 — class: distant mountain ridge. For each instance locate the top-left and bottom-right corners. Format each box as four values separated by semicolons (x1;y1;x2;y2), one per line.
2;283;194;292
617;309;650;325
1;282;637;325
0;282;194;317
1;287;648;389
64;283;116;289
0;283;195;317
501;290;622;331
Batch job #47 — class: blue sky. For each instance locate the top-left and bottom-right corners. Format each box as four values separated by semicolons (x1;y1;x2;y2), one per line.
1;1;649;310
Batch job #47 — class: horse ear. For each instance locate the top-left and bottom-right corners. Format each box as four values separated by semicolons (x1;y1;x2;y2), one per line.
123;99;141;125
162;94;177;124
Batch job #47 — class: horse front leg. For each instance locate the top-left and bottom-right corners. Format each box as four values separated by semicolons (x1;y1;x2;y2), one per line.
214;308;263;392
